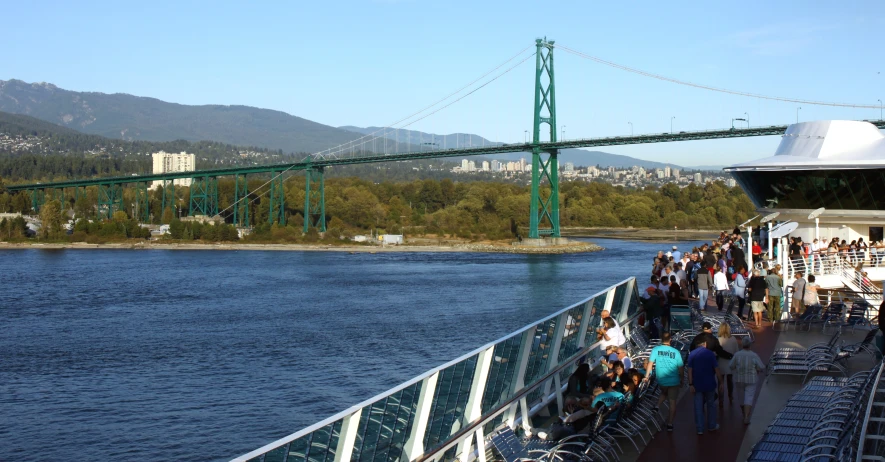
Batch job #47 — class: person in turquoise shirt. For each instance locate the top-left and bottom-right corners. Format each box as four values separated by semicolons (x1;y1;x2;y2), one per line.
644;332;684;432
591;376;625;424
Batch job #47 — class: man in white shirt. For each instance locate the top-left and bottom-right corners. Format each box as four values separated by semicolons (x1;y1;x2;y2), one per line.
675;263;687;284
810;239;820;273
671;246;682;262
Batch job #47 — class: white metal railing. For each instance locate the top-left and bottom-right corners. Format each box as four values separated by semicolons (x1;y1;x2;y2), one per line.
231;278;641;462
856;361;885;461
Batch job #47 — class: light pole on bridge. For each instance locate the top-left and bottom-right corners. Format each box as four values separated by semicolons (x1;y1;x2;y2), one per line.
561;125;565;141
628;122;633;136
670;116;676;134
744;112;750;128
878;99;882;120
525;130;528;144
796;107;802;123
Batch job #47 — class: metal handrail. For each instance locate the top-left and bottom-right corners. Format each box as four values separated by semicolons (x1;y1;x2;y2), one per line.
414;307;647;462
232;278;638;462
855;361;885;461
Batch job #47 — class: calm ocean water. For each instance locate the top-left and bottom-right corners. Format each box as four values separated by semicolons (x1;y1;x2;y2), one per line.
0;238;704;461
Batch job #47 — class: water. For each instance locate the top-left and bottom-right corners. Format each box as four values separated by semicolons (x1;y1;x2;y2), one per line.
0;238;702;461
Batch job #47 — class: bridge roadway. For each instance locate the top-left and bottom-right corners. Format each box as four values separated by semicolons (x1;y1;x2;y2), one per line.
7;123;849;192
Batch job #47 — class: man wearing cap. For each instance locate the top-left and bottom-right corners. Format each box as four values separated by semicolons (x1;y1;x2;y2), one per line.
689;322;733;360
671;245;682;262
731;337;765;424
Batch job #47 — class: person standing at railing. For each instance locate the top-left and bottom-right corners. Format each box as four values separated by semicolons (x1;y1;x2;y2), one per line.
849;240;859;265
752;241;762;265
810;239;821;274
871;242;880;267
789;237;803;276
859;238;869;263
765;265;784;323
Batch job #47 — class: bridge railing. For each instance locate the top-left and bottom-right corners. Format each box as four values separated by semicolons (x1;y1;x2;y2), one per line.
232;277;642;462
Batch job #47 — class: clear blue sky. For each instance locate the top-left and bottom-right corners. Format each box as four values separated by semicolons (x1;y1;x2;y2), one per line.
2;1;883;166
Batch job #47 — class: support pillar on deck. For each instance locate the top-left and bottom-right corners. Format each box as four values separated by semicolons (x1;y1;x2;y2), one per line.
528;38;560;239
304;166;325;233
233;174;249;227
268;171;285;225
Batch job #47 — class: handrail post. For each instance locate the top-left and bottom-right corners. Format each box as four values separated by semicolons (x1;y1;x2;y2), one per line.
455;345;495;462
404;372;439;461
333;409;362;462
504;329;536;431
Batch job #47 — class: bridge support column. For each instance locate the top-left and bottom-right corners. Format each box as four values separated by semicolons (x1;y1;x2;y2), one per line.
528;38;561;239
31;188;45;214
189;176;217;216
268;171;285;225
161;179;175;218
303;167;325;233
233;174;250;227
97;183;123;219
135;182;150;223
52;188;65;210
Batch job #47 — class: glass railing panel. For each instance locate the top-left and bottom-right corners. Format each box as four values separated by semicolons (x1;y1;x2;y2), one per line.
263;444;288;462
423;354;480;453
626;284;642;318
480;333;523;414
306;420;341;462
557;304;587;363
522;316;557;405
610;283;628;322
350;381;421;462
583;296;605;343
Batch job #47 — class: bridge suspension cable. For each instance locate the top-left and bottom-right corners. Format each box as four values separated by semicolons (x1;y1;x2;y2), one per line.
315;45;535;160
556;43;882;109
214;46;536;220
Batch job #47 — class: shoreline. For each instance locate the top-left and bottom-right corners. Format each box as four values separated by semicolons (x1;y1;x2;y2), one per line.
0;241;604;254
561;227;719;242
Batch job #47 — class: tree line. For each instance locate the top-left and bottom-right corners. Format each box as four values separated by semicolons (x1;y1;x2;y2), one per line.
0;175;754;243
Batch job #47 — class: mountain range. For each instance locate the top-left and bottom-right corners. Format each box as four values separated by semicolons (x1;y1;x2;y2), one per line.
1;78;705;170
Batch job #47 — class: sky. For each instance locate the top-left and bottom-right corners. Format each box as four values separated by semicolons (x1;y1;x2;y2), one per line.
2;0;884;167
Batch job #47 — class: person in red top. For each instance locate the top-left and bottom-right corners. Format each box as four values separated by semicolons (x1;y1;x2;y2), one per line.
752;242;762;264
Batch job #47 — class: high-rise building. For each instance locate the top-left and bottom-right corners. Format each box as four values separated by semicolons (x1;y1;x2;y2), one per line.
664;166;671;178
693;172;703;183
491;160;502;172
461;159;469;171
672;168;680;179
467;160;476;171
151;151;194;189
564;162;574;172
726;178;737;187
481;161;490;171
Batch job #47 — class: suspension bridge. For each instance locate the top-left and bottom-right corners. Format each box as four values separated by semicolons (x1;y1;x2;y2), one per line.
7;39;885;239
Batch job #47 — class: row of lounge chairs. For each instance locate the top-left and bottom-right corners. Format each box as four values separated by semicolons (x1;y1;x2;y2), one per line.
766;328;880;383
490;375;666;462
774;301;874;334
747;368;880;461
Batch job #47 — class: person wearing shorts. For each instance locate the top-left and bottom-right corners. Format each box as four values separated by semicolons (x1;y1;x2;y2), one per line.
747;269;769;329
644;332;684;432
731;337;765;424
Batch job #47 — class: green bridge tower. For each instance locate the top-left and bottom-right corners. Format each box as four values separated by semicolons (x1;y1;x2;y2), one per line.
529;38;560;239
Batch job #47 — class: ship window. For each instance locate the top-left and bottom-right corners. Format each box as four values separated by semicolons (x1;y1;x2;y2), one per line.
732;168;885;210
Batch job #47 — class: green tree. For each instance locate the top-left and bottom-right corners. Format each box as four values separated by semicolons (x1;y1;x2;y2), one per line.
39;199;64;238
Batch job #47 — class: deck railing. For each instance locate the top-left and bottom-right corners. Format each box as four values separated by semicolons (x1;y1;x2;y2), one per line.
232;277;642;462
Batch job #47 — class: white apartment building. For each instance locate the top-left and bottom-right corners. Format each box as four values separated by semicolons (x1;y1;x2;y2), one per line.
151;151;195;189
693;172;703;183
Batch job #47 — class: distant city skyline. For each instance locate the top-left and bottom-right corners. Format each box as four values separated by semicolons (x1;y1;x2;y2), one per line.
1;1;883;166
